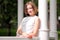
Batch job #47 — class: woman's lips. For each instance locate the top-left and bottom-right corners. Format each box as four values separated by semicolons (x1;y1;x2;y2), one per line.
29;11;32;13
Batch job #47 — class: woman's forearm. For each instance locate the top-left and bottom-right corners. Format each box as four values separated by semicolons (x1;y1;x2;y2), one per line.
16;29;22;35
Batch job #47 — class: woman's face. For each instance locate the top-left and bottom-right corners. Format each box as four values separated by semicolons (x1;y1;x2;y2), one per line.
27;4;35;16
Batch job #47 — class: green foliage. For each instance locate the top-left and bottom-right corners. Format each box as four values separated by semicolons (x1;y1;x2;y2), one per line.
0;0;17;28
24;0;38;7
0;0;17;36
58;29;60;40
57;0;60;16
0;28;16;36
57;0;60;4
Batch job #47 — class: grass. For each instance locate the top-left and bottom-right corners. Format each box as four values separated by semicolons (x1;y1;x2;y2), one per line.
0;28;17;36
58;29;60;40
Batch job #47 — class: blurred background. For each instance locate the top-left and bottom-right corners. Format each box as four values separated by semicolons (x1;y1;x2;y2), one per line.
0;0;17;36
0;0;60;40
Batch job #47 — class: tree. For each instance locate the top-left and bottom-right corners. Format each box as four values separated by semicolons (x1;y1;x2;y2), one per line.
0;0;17;36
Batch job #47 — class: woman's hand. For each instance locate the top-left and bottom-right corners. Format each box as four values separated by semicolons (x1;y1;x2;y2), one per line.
26;34;32;39
23;33;33;39
22;32;28;36
21;32;32;39
16;32;33;39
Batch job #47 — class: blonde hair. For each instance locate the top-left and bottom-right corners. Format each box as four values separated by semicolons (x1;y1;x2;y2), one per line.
24;1;38;16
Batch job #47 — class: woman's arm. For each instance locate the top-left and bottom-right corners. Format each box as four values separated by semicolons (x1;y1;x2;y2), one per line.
16;25;22;35
16;25;28;36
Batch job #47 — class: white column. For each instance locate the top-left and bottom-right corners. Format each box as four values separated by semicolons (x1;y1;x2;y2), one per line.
17;0;23;36
38;0;49;40
18;0;23;27
50;0;58;40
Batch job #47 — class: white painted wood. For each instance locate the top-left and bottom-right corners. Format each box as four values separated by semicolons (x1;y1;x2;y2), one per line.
38;0;49;40
0;37;38;40
18;0;23;27
50;0;58;40
17;0;24;36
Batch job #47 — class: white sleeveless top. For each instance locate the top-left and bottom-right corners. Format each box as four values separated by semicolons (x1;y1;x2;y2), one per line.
20;15;38;34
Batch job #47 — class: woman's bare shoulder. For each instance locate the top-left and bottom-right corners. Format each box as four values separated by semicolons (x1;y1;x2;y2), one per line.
35;16;40;21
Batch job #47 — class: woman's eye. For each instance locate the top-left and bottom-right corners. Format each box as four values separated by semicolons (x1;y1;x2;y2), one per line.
27;7;33;10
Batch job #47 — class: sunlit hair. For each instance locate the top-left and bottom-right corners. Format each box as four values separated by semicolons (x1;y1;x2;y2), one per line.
24;1;38;16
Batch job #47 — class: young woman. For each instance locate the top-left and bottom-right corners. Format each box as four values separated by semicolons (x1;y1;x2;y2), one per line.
16;1;41;39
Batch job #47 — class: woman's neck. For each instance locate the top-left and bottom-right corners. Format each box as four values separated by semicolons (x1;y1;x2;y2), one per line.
29;15;36;17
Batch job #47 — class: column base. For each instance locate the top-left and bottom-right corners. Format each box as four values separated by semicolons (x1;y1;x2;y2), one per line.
49;31;58;40
39;29;49;40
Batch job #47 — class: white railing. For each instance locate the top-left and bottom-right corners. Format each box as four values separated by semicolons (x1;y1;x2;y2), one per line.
0;37;39;40
0;37;56;40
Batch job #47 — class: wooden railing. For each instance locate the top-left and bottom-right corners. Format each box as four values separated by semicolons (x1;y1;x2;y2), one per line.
0;37;39;40
0;37;56;40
